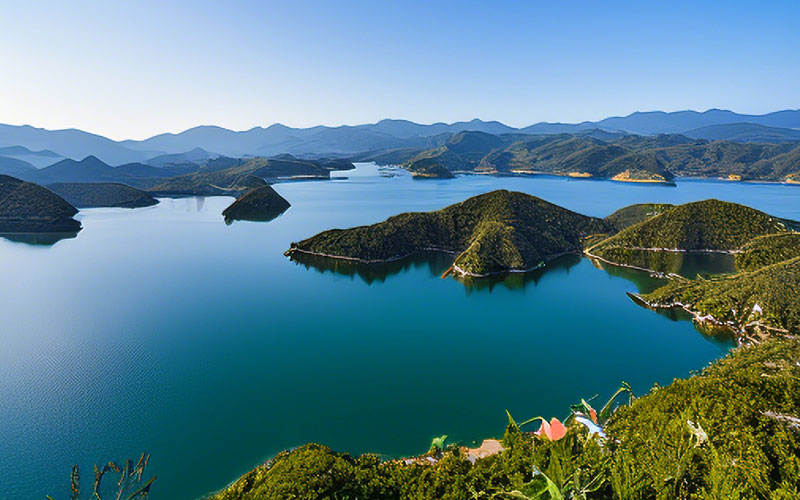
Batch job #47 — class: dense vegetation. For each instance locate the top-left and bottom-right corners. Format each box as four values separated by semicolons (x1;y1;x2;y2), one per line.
639;257;800;339
47;182;158;208
210;337;800;500
589;200;789;270
373;130;800;182
603;203;674;231
286;190;612;277
222;185;291;223
735;233;800;271
0;175;81;232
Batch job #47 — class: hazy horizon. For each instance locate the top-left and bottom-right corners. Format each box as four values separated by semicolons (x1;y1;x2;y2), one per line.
2;107;799;143
2;0;799;140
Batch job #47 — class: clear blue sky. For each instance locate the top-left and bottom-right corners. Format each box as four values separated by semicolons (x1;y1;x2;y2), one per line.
1;0;798;140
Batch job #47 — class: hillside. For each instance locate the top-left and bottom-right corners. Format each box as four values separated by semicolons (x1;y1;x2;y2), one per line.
286;190;612;277
47;183;158;209
588;200;791;272
222;186;291;223
735;233;800;271
211;336;800;500
0;175;81;232
377;131;800;182
604;203;674;231
637;257;800;340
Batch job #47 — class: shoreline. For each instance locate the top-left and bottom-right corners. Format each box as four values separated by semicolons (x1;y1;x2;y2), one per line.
285;247;577;278
626;291;791;345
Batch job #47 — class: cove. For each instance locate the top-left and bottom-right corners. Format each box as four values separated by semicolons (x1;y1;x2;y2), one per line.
1;164;797;500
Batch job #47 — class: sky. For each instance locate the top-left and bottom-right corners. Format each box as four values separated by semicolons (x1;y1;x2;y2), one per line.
1;0;798;140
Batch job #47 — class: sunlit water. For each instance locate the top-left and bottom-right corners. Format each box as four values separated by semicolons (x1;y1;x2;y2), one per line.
1;164;798;499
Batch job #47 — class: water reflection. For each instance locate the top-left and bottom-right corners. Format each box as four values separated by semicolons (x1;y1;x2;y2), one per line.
289;251;584;291
460;254;582;292
591;250;735;277
289;251;453;284
223;205;289;225
0;231;79;246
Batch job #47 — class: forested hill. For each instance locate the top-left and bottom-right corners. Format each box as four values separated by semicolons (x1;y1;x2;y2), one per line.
360;131;800;182
590;200;790;255
287;190;612;277
0;175;81;232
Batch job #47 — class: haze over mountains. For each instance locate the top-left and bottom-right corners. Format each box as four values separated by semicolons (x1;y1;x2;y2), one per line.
1;109;800;167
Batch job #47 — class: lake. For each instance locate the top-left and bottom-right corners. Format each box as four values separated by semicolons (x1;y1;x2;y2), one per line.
1;164;798;499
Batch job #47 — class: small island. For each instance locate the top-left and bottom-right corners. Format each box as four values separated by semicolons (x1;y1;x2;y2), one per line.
286;190;612;277
47;182;158;208
222;185;291;223
0;175;81;233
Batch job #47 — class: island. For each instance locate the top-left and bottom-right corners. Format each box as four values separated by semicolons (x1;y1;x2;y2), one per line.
222;185;291;223
0;175;81;233
286;190;612;277
47;182;158;208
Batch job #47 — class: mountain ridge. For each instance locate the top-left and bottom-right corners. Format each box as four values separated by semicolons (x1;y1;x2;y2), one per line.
3;109;800;164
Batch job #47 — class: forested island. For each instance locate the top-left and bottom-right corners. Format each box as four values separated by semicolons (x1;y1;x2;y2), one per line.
286;190;612;277
222;185;291;223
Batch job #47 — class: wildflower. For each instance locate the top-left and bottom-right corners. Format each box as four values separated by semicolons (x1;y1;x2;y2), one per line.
536;417;567;441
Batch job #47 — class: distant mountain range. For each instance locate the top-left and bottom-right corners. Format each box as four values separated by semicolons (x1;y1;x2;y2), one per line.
1;109;799;166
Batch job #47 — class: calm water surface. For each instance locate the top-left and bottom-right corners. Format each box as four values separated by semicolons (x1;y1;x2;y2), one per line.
1;164;798;499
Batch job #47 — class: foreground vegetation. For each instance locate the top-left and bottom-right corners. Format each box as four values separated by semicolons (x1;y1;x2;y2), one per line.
209;337;800;500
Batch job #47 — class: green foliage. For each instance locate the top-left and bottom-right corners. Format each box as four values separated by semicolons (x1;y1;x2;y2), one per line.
590;200;791;273
49;453;155;500
397;131;800;182
604;203;674;231
642;257;800;336
429;435;448;454
735;233;800;272
286;190;612;277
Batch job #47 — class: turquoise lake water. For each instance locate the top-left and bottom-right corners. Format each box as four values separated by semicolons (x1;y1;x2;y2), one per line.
1;164;799;499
